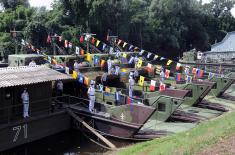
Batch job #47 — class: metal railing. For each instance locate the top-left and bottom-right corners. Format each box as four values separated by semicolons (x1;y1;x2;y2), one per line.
0;98;52;125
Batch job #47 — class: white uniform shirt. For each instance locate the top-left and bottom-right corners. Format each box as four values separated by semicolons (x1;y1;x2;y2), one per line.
74;62;79;70
57;82;63;90
88;87;95;96
21;92;29;102
129;78;135;87
29;61;36;67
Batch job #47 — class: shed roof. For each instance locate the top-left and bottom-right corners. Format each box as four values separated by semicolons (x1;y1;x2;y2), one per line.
0;65;72;88
211;31;235;49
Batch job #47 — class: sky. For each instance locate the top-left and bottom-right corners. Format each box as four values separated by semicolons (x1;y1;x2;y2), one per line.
29;0;235;16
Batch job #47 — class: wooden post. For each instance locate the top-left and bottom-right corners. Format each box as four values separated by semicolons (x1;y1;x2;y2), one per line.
67;109;117;150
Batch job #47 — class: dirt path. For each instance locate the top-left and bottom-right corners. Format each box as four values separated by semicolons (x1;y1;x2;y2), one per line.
198;134;235;155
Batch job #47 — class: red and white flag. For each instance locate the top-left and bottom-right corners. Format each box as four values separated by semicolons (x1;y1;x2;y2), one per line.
165;69;170;78
147;63;152;72
59;36;62;42
118;39;122;45
159;83;166;91
68;42;72;48
64;40;69;48
176;63;181;70
150;80;156;91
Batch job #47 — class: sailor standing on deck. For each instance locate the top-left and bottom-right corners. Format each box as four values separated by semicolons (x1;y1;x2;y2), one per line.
74;60;79;73
87;80;96;112
21;88;29;118
107;57;112;74
129;72;135;97
160;67;165;83
56;80;63;96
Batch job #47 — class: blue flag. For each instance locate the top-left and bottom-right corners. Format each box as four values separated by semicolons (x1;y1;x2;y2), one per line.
99;84;103;92
102;43;106;51
128;56;134;64
94;56;99;65
115;66;120;75
116;50;120;58
78;75;84;83
129;45;133;51
109;47;113;54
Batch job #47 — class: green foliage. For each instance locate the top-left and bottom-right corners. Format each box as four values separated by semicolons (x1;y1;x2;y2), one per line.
0;0;235;59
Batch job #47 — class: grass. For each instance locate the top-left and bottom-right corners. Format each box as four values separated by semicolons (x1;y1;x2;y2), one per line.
116;111;235;155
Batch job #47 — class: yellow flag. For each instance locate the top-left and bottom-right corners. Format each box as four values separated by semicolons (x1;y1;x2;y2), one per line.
123;53;127;58
139;76;145;86
123;42;127;48
96;40;100;47
167;60;173;66
86;53;91;61
154;55;159;60
105;86;111;93
72;71;77;79
137;59;142;68
100;59;105;67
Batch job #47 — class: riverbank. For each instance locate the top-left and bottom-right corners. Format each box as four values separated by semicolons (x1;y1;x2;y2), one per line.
112;110;235;155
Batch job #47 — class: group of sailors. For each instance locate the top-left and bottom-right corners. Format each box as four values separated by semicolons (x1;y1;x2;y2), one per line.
24;56;140;115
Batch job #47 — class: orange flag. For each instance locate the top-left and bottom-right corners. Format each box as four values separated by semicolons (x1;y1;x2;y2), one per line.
84;77;89;86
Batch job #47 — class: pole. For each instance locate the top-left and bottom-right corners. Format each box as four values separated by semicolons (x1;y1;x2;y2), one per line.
67;109;116;150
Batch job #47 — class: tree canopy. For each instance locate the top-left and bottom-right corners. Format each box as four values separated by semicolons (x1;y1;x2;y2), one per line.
0;0;235;59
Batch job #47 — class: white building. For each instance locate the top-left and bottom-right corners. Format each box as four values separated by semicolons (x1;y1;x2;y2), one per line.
203;31;235;63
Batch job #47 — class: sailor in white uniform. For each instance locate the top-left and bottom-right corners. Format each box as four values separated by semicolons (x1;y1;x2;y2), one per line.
21;88;29;118
87;80;96;112
107;57;112;74
160;68;165;83
128;72;135;97
74;60;79;73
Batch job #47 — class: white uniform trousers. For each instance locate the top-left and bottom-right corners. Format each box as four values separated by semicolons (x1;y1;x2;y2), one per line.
23;102;29;118
89;96;95;112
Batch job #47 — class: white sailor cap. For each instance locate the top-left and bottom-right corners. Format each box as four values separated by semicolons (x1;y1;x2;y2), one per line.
90;80;95;85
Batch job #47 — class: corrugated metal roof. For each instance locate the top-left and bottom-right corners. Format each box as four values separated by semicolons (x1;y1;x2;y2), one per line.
0;65;72;88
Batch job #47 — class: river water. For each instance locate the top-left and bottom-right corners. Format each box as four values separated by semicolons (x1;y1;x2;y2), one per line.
2;129;133;155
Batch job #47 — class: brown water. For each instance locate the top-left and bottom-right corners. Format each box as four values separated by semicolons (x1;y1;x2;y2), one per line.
1;129;132;155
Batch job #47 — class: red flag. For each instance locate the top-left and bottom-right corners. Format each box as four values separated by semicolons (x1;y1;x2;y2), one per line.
91;37;95;44
127;97;131;104
80;36;84;43
59;36;62;42
192;68;197;74
47;35;51;43
159;83;166;91
165;69;170;78
199;70;204;77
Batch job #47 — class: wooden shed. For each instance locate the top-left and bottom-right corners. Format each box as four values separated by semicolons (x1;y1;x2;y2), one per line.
0;65;72;123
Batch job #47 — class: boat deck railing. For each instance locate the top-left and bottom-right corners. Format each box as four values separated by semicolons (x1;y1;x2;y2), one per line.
0;98;54;126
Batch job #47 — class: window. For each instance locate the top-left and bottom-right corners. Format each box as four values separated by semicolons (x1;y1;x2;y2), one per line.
185;89;193;97
212;83;217;89
158;103;166;112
